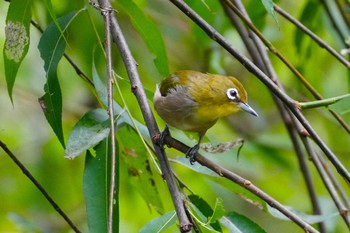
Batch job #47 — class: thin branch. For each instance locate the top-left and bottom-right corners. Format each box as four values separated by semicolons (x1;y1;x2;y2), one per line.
222;0;350;134
334;0;350;31
317;153;350;209
302;137;350;228
161;136;319;233
273;4;350;68
94;1;118;232
101;0;192;231
168;0;350;184
0;140;81;233
319;0;348;46
221;2;326;231
288;118;327;233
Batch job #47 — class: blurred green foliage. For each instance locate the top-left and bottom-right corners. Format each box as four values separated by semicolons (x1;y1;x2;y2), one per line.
0;0;349;232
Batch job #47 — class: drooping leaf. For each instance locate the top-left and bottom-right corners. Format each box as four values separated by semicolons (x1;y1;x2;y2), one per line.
84;138;119;233
118;0;169;77
64;108;110;159
3;0;32;101
139;211;177;233
44;0;67;43
118;126;164;213
38;10;84;147
221;212;267;233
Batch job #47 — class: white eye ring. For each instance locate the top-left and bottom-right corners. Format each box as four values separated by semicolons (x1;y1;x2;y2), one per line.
226;88;239;101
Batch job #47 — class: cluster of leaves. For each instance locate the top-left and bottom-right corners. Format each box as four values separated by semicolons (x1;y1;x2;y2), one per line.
1;0;349;232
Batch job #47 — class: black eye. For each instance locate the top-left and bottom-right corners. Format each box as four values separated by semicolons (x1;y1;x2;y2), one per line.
227;88;239;101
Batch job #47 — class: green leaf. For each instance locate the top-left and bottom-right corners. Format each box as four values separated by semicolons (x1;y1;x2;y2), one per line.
221;212;267;233
208;198;226;224
118;126;164;213
3;0;32;101
44;0;67;43
64;108;110;159
188;195;222;232
84;138;119;233
38;10;84;147
139;211;177;233
118;0;169;77
260;0;278;24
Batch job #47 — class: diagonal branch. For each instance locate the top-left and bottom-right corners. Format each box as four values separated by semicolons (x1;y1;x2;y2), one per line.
222;0;350;134
168;0;350;183
99;0;193;231
0;140;81;233
273;4;350;69
161;135;319;233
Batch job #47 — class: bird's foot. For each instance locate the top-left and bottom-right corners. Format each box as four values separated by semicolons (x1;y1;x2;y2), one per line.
186;144;200;165
156;125;171;149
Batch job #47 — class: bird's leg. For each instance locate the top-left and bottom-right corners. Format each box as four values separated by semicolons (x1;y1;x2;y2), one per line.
157;125;171;149
186;135;204;164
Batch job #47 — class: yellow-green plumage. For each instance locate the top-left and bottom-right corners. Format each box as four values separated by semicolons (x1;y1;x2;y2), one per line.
154;70;253;135
154;70;257;160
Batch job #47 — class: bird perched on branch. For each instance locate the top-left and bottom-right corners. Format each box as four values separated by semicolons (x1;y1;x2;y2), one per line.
153;70;258;163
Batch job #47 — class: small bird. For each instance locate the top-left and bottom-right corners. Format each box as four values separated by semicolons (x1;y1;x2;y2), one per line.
153;70;258;163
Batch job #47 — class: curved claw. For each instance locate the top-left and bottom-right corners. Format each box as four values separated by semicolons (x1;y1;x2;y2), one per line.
186;144;200;164
157;125;171;149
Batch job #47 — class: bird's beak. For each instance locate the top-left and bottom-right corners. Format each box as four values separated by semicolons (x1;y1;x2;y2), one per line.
239;102;258;117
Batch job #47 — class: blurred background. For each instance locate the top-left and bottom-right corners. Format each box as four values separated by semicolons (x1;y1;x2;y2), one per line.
0;0;349;232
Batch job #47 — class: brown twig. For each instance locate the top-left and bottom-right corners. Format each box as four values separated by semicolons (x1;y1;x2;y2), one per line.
102;0;193;231
0;140;81;233
162;135;319;233
94;1;118;232
319;0;348;47
168;0;350;184
221;1;327;231
222;0;350;135
273;4;350;68
302;137;350;228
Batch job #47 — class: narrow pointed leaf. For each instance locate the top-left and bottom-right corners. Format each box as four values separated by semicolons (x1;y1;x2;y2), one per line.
38;10;83;147
84;138;119;232
3;0;32;101
118;0;169;77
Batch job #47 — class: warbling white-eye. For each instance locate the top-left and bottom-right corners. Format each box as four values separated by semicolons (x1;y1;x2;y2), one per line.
154;70;258;163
